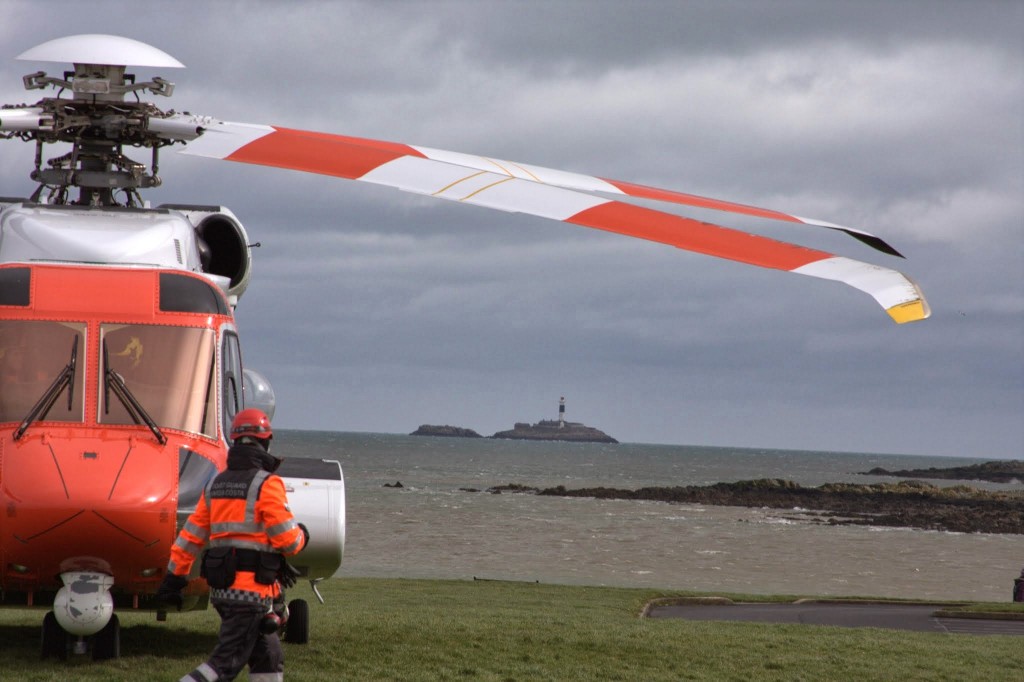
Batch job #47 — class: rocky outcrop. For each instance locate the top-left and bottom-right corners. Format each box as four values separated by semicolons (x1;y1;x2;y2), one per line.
490;420;617;444
475;478;1024;535
485;484;540;495
862;460;1024;483
410;424;482;438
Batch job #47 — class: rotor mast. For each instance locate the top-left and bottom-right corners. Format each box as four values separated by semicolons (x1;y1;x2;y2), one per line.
1;35;186;207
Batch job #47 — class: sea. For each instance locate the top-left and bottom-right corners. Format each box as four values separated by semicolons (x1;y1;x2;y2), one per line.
273;430;1022;603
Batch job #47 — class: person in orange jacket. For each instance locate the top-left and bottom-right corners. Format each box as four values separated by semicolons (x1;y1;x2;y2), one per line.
157;408;308;682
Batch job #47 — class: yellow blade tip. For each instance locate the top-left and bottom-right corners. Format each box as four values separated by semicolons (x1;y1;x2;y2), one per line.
887;299;931;324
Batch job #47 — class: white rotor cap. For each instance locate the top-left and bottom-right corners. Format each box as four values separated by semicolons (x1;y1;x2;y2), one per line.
17;34;184;68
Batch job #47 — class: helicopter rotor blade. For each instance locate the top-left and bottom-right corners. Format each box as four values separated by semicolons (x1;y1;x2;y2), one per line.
175;118;903;257
388;146;905;258
181;122;929;323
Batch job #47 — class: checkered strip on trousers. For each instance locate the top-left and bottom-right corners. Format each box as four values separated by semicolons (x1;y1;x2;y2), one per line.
209;587;272;607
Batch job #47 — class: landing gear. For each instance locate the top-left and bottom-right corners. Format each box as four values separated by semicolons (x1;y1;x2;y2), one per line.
283;598;309;644
92;613;121;660
41;611;70;660
41;610;122;660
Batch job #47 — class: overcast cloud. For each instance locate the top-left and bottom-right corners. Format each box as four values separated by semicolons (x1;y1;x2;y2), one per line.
1;1;1021;458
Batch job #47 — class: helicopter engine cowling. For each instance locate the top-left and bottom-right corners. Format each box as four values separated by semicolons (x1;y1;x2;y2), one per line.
160;204;252;305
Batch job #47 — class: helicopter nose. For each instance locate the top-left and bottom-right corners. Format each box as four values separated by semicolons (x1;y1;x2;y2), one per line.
1;433;178;587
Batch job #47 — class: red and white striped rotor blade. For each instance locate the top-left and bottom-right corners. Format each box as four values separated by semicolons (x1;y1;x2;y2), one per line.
181;122;929;323
409;146;905;258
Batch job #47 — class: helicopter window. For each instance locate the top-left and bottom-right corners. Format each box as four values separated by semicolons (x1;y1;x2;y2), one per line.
177;446;218;511
202;348;218;437
0;320;85;424
0;267;31;306
222;332;243;441
159;272;230;316
99;324;216;437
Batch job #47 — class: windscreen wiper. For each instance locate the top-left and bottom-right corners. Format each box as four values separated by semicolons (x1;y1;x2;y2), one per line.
102;339;167;445
13;335;78;441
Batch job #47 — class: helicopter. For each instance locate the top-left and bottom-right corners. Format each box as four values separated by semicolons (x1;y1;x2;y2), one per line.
0;34;929;660
0;35;347;660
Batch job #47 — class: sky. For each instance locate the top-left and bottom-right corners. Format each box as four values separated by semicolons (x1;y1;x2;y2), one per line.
1;1;1021;458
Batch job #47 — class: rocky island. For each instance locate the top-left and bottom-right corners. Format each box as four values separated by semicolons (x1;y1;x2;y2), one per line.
410;425;482;438
410;397;618;444
861;459;1024;483
490;420;617;444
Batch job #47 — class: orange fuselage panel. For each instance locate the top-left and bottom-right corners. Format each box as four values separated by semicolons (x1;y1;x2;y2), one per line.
1;264;230;596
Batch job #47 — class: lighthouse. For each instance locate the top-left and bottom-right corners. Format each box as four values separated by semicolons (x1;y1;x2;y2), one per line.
558;396;566;428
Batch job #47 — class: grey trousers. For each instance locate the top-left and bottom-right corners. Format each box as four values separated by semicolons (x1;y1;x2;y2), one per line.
181;600;283;682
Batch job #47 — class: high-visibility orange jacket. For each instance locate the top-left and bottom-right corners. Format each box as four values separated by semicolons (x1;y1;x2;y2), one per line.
168;443;306;601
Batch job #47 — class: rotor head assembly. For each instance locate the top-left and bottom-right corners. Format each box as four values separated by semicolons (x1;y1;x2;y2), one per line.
1;34;192;206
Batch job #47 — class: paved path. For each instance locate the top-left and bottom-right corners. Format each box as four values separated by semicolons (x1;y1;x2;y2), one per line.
647;602;1024;636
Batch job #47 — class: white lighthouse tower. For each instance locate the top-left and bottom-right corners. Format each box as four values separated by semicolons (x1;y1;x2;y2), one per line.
558;396;566;428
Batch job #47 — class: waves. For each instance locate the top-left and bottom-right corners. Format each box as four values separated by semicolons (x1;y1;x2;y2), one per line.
276;430;1020;600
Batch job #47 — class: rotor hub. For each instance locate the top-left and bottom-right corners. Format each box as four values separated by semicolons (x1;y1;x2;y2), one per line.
1;35;187;206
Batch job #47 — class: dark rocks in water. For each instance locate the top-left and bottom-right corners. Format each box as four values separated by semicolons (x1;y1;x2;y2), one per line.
485;484;540;495
383;481;404;488
490;420;617;444
411;424;483;438
862;460;1024;483
534;478;1024;535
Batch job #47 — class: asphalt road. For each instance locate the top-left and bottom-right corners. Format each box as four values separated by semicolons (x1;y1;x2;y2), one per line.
646;602;1024;636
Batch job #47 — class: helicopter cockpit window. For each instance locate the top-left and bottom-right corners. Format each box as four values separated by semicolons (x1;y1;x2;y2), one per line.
221;331;243;441
177;447;218;511
159;272;230;316
99;324;216;438
0;267;31;306
0;320;85;424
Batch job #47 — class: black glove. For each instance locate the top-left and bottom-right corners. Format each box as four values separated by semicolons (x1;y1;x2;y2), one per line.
156;573;188;610
297;522;310;549
279;559;302;589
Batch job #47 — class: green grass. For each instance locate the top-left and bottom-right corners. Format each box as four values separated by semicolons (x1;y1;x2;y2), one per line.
1;578;1021;681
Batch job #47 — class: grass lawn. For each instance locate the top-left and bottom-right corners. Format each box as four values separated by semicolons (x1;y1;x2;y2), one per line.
1;578;1021;681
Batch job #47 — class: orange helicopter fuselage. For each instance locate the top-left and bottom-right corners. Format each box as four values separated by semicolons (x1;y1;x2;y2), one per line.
1;262;236;607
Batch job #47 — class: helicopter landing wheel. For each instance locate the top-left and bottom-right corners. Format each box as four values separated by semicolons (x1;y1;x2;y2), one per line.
92;613;121;660
41;611;70;660
283;599;309;644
